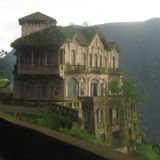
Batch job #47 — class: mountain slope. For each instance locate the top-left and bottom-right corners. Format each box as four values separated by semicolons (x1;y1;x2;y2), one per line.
98;18;160;143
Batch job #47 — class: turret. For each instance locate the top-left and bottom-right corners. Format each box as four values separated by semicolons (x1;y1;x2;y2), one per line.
19;12;57;37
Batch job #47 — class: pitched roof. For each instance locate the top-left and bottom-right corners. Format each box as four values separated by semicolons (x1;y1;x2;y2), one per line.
11;25;118;51
19;12;57;24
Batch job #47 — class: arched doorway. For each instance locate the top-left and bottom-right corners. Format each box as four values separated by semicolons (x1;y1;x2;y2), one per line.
91;79;99;96
68;78;79;97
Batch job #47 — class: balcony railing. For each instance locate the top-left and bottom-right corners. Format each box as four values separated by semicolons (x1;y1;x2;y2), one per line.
65;65;107;74
16;65;123;76
108;68;123;75
65;65;86;74
17;65;60;75
87;66;106;74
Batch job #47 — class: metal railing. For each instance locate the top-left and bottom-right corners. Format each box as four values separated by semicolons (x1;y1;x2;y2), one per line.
65;65;107;74
17;65;59;75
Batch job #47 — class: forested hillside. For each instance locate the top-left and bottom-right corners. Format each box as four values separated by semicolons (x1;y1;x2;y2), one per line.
0;49;16;82
98;18;160;143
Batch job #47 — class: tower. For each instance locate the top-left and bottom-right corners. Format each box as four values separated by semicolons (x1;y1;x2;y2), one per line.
19;12;57;37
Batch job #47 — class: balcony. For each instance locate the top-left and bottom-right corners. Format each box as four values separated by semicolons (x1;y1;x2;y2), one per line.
65;65;107;74
87;66;106;74
108;68;123;75
65;65;86;74
17;65;60;75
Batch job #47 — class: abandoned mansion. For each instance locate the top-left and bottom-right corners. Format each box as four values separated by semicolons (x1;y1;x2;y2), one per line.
11;12;141;151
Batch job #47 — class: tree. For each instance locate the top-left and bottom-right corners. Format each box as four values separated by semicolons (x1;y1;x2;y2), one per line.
108;77;141;102
121;77;141;102
108;77;121;95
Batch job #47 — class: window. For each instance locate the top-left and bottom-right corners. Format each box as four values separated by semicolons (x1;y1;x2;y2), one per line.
104;56;107;68
128;128;132;136
33;50;39;65
82;53;86;65
91;79;99;96
109;108;112;123
89;54;92;66
20;52;25;65
109;108;118;124
68;78;79;97
71;50;76;65
100;83;104;96
80;78;85;96
113;56;116;68
39;52;44;65
113;108;118;120
60;49;65;65
94;54;98;67
100;55;102;67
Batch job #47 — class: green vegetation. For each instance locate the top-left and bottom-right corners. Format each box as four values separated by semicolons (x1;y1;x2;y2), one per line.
108;77;121;95
15;113;72;131
133;142;160;160
60;128;104;146
11;24;116;51
0;79;7;88
121;78;141;102
108;77;141;102
14;113;104;146
0;71;7;88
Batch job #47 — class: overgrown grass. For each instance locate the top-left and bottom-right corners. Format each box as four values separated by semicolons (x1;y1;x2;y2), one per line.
133;142;160;160
0;79;7;88
14;113;104;146
15;113;72;131
60;128;104;146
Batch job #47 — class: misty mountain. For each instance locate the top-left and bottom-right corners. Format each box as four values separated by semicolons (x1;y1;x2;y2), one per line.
98;18;160;143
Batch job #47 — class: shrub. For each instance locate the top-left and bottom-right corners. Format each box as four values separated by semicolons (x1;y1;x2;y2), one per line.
60;128;104;146
133;143;160;160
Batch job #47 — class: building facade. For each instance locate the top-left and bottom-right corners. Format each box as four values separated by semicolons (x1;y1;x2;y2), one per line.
11;12;140;151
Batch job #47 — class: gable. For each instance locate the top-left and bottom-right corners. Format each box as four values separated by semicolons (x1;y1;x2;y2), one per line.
90;33;105;49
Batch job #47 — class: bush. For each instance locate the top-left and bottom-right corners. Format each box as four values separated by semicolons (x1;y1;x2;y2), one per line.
15;113;72;130
133;143;160;160
60;128;104;146
14;114;104;146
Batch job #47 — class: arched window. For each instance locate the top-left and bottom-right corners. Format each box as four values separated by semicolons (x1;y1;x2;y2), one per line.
68;78;79;97
113;56;116;68
100;55;102;67
100;83;104;96
95;54;98;67
89;54;92;66
60;48;65;65
80;78;85;96
82;53;86;65
71;50;76;65
91;79;99;96
104;56;107;68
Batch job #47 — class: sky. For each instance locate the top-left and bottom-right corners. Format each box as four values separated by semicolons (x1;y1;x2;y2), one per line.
1;0;160;51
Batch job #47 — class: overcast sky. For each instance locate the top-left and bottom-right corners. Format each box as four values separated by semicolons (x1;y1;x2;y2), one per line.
1;0;160;51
